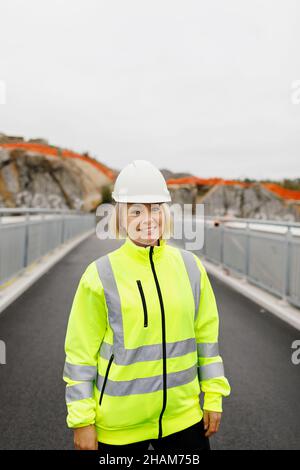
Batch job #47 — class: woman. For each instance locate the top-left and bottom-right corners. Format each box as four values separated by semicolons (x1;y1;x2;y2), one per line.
63;160;231;454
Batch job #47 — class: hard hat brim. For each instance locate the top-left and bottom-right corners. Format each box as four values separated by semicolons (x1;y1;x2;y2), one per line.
112;194;171;203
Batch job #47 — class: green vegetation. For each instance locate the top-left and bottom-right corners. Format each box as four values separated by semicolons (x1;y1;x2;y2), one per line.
101;184;113;203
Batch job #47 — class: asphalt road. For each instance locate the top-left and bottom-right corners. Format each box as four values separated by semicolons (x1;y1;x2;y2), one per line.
0;234;299;450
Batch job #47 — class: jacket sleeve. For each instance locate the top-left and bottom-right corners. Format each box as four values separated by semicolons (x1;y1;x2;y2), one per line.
193;254;231;412
62;261;107;429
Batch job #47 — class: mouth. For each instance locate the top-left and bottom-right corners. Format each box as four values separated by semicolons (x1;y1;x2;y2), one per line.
140;226;158;234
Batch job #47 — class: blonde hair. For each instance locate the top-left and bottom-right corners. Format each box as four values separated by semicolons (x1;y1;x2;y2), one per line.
108;202;174;240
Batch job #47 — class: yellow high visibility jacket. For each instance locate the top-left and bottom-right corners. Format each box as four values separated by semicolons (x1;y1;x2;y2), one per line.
63;237;231;445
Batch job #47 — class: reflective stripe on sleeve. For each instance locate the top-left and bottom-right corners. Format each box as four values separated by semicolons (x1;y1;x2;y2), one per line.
197;342;219;358
198;361;224;380
65;381;94;403
63;362;97;381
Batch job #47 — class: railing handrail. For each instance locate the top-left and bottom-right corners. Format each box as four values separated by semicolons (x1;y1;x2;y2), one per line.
0;207;91;215
200;215;300;229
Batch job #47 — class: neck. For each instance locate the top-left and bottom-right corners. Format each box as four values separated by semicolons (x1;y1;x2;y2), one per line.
121;236;166;263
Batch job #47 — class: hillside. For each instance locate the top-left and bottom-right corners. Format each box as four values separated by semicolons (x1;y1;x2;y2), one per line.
0;134;115;211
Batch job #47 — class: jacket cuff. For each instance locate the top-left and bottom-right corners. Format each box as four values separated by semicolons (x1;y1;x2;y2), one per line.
70;422;95;429
203;392;223;412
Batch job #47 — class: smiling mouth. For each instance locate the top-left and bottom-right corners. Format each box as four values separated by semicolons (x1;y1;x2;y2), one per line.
140;226;157;232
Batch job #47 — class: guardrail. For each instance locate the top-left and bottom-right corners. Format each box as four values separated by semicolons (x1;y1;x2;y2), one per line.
0;208;96;286
173;216;300;309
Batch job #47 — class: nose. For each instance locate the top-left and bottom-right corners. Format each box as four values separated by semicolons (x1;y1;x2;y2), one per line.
141;212;158;229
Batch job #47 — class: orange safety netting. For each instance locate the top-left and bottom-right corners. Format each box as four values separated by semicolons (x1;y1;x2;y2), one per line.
166;176;250;187
261;183;300;201
0;142;115;180
166;177;300;201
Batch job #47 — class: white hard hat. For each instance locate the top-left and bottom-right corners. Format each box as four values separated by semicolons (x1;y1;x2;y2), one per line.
112;160;171;203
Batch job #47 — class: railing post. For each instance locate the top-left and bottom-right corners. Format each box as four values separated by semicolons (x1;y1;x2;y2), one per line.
23;212;29;268
203;220;207;257
283;227;292;301
61;213;65;244
245;221;250;280
220;222;224;268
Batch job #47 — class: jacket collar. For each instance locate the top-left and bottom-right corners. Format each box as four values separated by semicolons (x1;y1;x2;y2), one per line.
121;236;167;263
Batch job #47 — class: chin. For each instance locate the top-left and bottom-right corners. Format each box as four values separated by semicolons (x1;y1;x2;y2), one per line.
140;238;156;245
138;234;158;245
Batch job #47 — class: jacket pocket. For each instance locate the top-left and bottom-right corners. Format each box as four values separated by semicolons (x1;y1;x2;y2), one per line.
99;353;114;406
136;280;148;327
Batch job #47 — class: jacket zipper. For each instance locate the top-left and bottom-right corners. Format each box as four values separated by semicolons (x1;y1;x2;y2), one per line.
149;245;167;439
136;280;148;327
99;353;114;406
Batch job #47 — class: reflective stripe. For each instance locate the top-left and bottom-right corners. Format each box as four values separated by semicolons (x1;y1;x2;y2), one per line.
99;338;197;365
99;341;114;360
65;382;94;403
96;364;197;396
95;255;124;350
198;361;224;381
63;362;97;381
178;249;201;321
197;342;219;358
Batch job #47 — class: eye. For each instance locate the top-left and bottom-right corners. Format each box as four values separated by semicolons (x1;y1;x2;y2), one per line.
128;206;143;216
128;210;140;216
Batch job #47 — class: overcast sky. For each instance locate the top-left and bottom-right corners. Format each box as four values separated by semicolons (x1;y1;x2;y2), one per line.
0;0;299;179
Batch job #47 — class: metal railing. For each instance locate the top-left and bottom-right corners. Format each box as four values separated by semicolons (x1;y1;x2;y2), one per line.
172;216;300;309
0;208;96;286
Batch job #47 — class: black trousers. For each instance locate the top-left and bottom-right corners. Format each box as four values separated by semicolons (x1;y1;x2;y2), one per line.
98;419;210;455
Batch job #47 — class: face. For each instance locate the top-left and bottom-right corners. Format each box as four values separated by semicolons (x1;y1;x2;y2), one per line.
124;202;164;246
